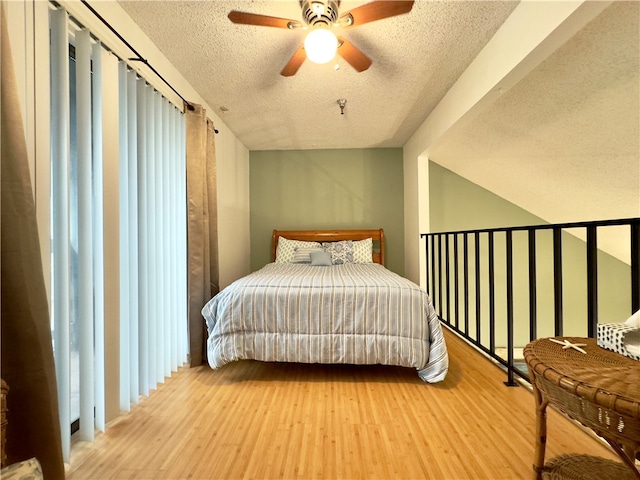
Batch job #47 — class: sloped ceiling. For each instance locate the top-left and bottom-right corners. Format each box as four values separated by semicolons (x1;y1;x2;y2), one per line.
429;1;640;227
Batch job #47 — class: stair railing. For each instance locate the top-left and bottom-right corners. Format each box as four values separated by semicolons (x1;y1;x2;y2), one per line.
421;217;640;386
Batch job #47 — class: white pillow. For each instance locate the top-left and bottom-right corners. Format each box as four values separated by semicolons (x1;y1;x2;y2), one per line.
352;237;373;263
276;238;321;263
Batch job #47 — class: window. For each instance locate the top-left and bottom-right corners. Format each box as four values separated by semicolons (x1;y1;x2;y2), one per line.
49;6;188;461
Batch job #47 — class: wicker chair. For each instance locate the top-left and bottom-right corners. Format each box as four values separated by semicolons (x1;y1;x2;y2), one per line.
524;337;640;480
541;454;637;480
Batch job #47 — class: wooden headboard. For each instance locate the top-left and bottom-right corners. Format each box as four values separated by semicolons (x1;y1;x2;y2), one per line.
271;229;385;266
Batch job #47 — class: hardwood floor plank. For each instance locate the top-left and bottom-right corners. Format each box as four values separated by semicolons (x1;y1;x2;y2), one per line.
66;328;619;479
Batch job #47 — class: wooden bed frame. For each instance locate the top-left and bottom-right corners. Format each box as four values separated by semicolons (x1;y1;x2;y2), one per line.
271;229;385;266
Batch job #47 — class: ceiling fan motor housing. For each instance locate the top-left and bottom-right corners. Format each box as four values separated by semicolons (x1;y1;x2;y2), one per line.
300;0;340;27
229;0;415;75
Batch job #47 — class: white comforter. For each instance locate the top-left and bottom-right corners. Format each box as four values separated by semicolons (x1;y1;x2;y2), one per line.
201;262;448;382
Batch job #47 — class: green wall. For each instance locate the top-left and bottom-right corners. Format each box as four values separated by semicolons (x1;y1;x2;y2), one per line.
250;148;404;274
429;161;631;348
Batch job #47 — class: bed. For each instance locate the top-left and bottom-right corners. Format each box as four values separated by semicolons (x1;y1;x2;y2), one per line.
201;229;448;382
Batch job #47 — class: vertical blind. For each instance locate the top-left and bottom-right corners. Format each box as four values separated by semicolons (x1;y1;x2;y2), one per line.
49;7;71;459
49;6;188;462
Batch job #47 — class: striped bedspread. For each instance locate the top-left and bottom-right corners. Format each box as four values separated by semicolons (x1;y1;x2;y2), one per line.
201;263;448;382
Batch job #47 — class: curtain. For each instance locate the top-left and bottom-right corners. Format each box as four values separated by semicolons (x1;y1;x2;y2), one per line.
125;78;188;395
0;3;65;478
47;6;189;459
185;104;219;366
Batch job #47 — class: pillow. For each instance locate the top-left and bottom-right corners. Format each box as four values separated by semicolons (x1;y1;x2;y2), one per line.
275;237;321;263
292;247;324;263
310;250;332;266
322;240;354;265
352;237;373;263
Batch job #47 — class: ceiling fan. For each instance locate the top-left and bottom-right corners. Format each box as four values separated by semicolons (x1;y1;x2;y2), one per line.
228;1;415;76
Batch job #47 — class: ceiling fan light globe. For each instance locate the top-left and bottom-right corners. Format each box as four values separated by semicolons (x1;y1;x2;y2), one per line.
304;28;338;64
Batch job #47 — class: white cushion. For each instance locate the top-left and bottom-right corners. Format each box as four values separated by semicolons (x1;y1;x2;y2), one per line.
352;238;373;263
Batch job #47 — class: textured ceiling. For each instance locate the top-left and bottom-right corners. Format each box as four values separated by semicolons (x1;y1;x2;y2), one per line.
429;1;639;225
117;0;519;150
117;0;638;259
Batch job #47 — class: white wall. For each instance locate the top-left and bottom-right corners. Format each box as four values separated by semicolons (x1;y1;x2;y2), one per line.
215;129;251;288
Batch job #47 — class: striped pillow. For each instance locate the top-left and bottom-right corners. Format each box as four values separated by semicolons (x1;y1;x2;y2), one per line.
292;247;324;263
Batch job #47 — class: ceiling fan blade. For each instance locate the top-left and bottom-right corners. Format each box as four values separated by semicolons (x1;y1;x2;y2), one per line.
339;1;414;27
280;47;307;77
337;37;372;72
228;11;302;29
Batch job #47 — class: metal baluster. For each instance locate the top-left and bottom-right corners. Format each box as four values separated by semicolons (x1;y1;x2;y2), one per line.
454;234;460;330
586;226;598;338
475;232;481;341
437;234;443;319
463;234;469;335
632;221;640;313
445;234;451;325
488;232;495;353
553;228;563;337
505;231;517;386
528;230;537;341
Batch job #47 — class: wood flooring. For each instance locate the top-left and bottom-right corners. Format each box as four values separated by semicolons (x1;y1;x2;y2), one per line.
65;327;618;479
